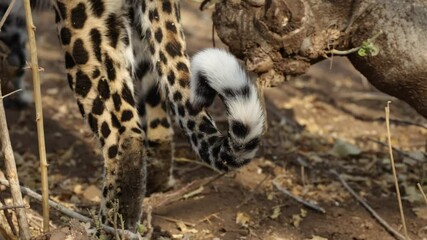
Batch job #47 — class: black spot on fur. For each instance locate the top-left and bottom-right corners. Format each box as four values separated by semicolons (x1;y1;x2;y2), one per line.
165;40;182;58
104;54;116;81
131;127;142;134
160;118;170;128
223;86;251;99
90;29;102;62
121;110;133;122
149;9;159;22
135;61;151;80
112;93;122;111
173;91;182;102
72;39;89;65
65;52;76;69
167;70;175;86
177;105;185;117
88;114;98;135
137;99;146;117
55;1;67;23
89;0;105;17
174;2;181;22
165;21;177;34
187;120;195;130
159;51;167;65
60;27;71;45
111;113;121;129
149;42;155;55
98;79;110;99
108;145;118;158
199;117;217;134
179;78;189;88
185;100;200;116
244;137;260;151
106;14;120;48
162;0;172;13
146;85;161;107
176;62;189;73
154;28;163;43
92;68;101;78
77;100;85;117
150;119;160;129
67;74;74;90
122;84;135;106
156;63;163;76
75;71;92;97
231;120;249;138
101;122;111;138
191;133;198;146
141;1;146;13
92;97;104;115
71;3;87;29
199;141;210;163
195;73;216;108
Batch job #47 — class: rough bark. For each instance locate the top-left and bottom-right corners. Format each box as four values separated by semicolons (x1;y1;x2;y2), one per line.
212;0;427;117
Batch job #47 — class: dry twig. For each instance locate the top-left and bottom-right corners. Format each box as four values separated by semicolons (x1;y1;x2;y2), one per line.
385;102;410;240
0;86;31;239
0;0;16;31
0;89;22;100
272;179;326;214
0;192;18;236
0;204;26;210
331;170;406;240
22;0;50;232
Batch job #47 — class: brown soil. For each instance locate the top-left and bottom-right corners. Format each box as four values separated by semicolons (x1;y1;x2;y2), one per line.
2;2;427;240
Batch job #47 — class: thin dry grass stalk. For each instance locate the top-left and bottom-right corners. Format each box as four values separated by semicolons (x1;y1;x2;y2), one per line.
0;86;31;239
22;0;50;232
417;183;427;205
385;101;410;240
0;0;16;30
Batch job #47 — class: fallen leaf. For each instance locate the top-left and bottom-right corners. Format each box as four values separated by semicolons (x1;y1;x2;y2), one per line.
236;212;251;228
183;186;204;199
270;206;281;219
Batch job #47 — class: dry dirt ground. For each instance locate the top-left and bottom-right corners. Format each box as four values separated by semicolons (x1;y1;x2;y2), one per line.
1;2;427;240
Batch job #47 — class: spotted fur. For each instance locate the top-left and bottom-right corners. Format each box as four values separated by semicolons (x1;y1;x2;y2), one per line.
3;0;266;232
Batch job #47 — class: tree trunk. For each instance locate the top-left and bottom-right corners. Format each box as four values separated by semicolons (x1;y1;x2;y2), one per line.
212;0;427;117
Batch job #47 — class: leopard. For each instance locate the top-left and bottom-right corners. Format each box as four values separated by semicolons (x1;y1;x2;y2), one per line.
1;0;266;233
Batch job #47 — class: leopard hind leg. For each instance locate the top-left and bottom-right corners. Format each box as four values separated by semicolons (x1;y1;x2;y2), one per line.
133;36;175;195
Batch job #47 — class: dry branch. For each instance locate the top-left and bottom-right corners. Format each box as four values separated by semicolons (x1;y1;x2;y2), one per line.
0;86;31;239
331;170;406;240
22;0;50;232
